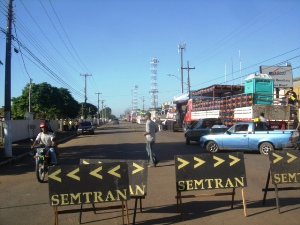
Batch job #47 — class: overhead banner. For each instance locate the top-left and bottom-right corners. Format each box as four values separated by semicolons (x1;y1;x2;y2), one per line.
48;163;129;206
80;159;148;196
175;153;247;191
260;65;293;88
268;150;300;184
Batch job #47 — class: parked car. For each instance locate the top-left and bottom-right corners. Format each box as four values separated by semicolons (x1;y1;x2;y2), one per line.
113;118;119;125
184;118;228;145
77;121;94;135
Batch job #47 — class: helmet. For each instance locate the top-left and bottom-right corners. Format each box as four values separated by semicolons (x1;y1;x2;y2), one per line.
40;122;47;128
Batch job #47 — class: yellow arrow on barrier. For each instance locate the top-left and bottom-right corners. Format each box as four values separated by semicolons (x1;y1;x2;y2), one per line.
213;156;225;167
272;152;283;164
177;157;189;169
108;165;121;178
67;167;80;181
90;166;103;179
194;157;205;168
48;169;61;182
287;152;297;163
132;162;144;174
229;155;240;166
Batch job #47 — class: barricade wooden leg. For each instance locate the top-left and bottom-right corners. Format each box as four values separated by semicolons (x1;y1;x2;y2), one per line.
121;201;125;225
263;169;271;205
275;184;280;213
176;191;179;213
231;188;235;209
92;202;96;214
53;206;58;225
139;197;143;212
79;203;83;224
125;200;130;225
241;188;247;217
133;198;138;225
178;192;184;221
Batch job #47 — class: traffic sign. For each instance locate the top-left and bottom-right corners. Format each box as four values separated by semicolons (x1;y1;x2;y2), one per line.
175;152;247;191
48;162;129;206
268;150;300;184
80;159;148;196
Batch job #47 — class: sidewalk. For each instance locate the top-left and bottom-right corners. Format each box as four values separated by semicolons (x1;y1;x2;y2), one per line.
0;130;77;167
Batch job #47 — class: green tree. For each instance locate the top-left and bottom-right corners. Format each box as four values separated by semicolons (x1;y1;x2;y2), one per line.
12;82;80;119
80;102;98;118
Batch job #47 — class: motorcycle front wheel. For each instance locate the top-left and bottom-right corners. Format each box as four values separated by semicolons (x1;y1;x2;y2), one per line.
36;160;47;183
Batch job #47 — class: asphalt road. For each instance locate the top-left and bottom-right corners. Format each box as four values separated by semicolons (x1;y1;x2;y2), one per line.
0;121;300;225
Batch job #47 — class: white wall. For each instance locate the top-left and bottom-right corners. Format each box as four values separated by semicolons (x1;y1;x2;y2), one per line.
0;120;60;143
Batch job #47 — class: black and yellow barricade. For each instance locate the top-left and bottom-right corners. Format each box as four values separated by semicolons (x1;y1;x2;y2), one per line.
81;159;148;225
48;163;130;225
175;153;247;220
262;150;300;213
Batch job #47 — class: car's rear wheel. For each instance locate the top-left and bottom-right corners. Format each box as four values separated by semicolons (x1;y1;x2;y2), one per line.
206;141;219;153
259;142;274;155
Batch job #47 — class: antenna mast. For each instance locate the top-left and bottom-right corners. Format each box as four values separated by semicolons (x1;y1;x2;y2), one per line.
150;57;159;110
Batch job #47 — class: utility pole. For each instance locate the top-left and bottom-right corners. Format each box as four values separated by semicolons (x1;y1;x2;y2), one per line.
182;61;195;99
178;42;186;93
95;92;102;120
4;0;13;157
80;74;92;119
101;100;105;122
29;78;32;112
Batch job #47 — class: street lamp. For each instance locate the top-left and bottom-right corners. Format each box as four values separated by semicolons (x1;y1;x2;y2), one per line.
167;74;188;85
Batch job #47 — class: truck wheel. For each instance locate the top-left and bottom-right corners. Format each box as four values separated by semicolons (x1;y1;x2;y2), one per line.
185;136;190;145
259;142;274;156
206;141;219;153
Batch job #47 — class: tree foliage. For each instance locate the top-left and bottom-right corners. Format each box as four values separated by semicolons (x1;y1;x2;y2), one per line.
80;102;98;118
12;82;81;119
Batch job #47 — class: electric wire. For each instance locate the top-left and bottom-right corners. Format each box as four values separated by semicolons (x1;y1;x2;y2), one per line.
48;0;90;74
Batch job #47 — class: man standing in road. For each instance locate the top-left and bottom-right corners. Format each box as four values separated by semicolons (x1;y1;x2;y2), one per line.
144;112;159;168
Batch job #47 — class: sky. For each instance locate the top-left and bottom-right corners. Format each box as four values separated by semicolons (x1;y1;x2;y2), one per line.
0;0;299;117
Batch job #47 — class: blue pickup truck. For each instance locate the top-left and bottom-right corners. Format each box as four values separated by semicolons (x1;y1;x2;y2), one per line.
199;122;295;155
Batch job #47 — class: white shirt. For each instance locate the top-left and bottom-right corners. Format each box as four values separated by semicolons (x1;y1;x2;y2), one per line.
35;132;54;147
145;120;156;142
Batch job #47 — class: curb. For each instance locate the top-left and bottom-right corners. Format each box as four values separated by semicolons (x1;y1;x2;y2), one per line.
0;133;77;168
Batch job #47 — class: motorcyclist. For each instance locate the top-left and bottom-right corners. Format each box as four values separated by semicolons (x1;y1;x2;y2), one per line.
31;122;58;165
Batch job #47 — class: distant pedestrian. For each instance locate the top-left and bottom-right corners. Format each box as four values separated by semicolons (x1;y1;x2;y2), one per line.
286;87;297;105
292;112;300;130
63;119;68;131
156;117;162;131
259;112;268;130
144;112;159;168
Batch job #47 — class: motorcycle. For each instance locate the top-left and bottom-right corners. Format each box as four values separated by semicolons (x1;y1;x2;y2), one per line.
33;145;51;183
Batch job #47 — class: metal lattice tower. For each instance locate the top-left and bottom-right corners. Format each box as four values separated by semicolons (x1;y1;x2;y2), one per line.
133;85;138;111
150;57;159;109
